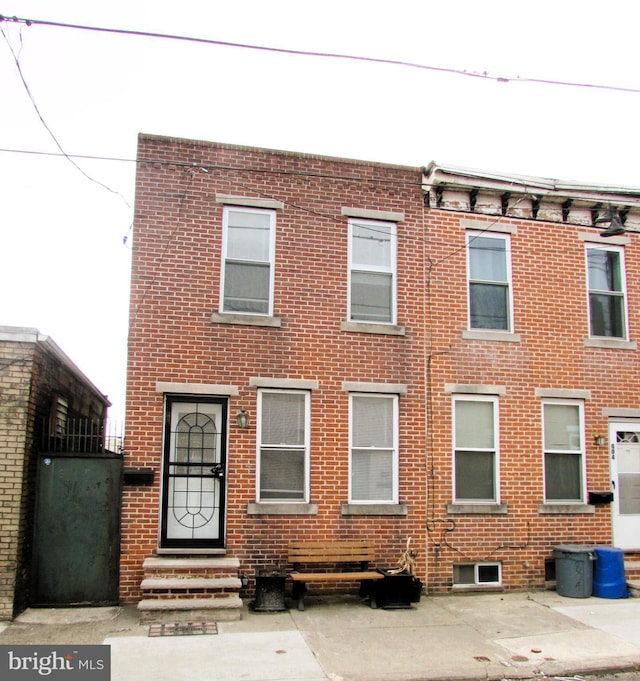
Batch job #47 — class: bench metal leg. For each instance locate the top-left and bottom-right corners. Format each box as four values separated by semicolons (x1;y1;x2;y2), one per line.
360;579;379;608
292;581;306;611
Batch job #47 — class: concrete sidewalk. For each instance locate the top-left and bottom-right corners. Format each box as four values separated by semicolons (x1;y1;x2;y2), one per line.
2;591;640;681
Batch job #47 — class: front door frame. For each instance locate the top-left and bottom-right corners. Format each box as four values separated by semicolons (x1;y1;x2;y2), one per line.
609;420;640;550
160;395;228;549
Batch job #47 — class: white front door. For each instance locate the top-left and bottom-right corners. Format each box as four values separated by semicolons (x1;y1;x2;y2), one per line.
610;422;640;549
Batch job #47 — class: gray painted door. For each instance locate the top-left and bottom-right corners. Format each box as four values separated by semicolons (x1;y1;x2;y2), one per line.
31;453;122;606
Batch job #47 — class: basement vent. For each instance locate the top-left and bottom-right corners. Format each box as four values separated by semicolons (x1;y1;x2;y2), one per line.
453;562;501;586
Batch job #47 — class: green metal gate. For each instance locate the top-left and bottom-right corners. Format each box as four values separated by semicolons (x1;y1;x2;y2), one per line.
31;453;122;606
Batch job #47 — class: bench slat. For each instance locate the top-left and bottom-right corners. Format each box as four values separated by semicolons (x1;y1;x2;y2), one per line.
289;552;375;562
290;571;384;582
289;541;376;563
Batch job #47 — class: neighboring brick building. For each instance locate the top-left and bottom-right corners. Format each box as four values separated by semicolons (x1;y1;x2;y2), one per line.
122;134;640;616
0;327;110;618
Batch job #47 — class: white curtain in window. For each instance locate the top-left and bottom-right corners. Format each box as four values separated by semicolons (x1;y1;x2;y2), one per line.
455;400;494;449
352;396;393;448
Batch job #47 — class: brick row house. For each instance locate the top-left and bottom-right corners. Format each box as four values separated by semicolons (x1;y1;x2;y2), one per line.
122;134;640;618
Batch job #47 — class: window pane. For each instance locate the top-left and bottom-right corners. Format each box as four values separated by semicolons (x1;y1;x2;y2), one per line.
588;249;621;292
455;400;494;449
260;448;305;500
455;451;495;500
469;236;507;281
589;293;625;338
545;452;581;500
470;282;508;330
544;404;580;450
453;564;475;584
352;222;391;268
352;396;394;448
227;211;271;261
351;271;392;322
261;392;305;445
351;449;393;501
619;473;640;514
223;262;269;313
478;564;500;583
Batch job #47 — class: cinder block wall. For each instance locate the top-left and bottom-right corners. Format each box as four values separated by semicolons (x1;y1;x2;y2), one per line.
0;341;33;619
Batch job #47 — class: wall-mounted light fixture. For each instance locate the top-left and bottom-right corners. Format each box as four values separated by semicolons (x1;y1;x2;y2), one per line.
594;435;606;446
236;408;250;429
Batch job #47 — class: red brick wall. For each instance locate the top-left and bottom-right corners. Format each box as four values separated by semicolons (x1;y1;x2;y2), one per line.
122;134;634;602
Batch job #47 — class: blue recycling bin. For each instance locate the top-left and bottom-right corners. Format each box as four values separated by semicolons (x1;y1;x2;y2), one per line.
593;546;628;599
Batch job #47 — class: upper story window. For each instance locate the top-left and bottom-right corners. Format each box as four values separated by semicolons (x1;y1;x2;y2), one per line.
349;393;398;503
348;219;397;324
221;207;275;315
586;245;627;339
257;389;309;502
467;232;512;331
453;395;499;503
542;400;585;503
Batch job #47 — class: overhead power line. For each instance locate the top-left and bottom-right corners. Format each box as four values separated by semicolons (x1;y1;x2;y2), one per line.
1;14;640;95
0;19;131;208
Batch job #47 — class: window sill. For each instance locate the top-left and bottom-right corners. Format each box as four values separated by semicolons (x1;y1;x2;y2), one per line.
584;337;637;350
462;330;521;343
538;503;595;514
447;503;508;515
211;312;282;328
340;322;405;336
341;503;408;516
247;502;317;515
155;548;227;556
451;584;503;594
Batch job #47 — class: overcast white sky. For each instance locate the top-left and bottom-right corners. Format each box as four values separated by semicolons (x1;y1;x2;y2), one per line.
1;0;639;422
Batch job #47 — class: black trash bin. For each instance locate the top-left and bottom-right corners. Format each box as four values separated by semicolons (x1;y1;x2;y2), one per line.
553;544;595;598
253;569;287;612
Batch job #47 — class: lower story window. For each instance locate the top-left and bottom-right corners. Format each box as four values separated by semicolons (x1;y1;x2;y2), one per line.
543;401;585;502
258;389;309;502
349;393;398;503
453;396;499;502
454;562;501;586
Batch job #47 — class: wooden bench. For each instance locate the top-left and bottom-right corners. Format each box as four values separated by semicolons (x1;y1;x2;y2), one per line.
288;540;385;610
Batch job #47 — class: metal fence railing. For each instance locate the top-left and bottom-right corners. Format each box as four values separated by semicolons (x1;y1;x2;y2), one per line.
40;418;124;454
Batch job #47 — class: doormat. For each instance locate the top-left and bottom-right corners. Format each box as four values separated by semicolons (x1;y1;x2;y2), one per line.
148;622;218;637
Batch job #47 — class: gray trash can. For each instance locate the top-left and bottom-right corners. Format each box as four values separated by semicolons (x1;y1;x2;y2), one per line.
553;544;595;598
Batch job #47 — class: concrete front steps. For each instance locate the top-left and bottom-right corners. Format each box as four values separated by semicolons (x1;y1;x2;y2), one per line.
137;556;243;623
624;553;640;597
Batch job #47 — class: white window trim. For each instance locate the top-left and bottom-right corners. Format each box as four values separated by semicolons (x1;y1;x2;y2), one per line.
454;562;502;587
256;389;310;503
347;218;397;325
348;393;399;504
585;244;629;341
541;399;587;504
452;394;500;504
466;230;514;333
220;206;276;316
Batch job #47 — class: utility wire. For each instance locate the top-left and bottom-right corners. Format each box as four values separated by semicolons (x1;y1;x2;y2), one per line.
0;21;131;209
2;14;640;95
